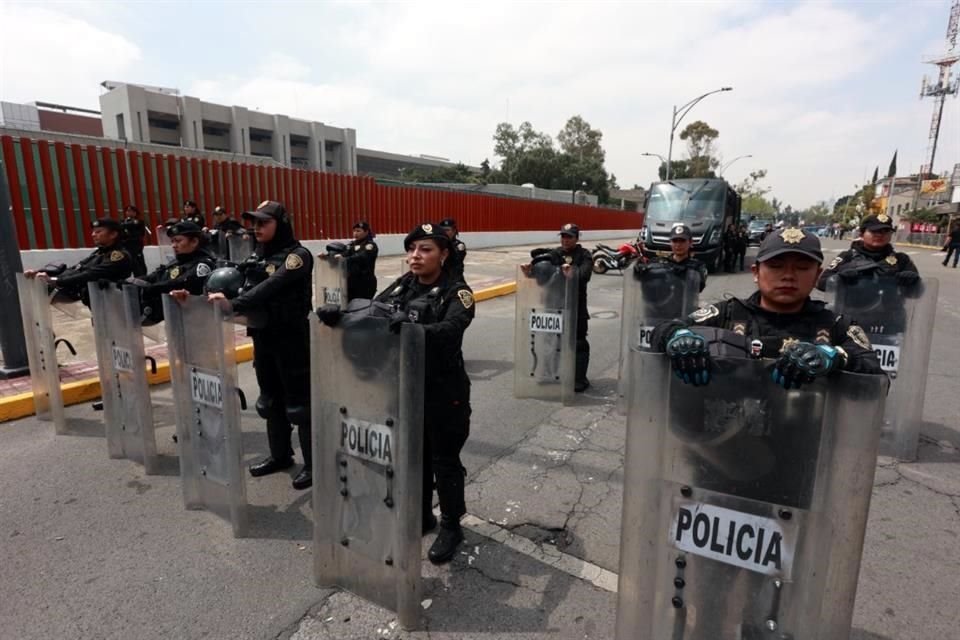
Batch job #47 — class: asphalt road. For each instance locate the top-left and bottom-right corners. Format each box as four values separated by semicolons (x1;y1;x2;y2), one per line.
1;237;958;640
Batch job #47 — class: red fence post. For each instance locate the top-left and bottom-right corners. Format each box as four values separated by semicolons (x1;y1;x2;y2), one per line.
70;144;93;246
37;140;65;248
2;136;31;249
142;154;158;230
128;151;145;221
99;147;118;216
155;154;169;225
115;148;131;210
19;138;48;248
85;145;105;218
53;142;79;248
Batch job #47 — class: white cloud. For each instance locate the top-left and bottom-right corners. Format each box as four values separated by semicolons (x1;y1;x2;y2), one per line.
0;5;141;107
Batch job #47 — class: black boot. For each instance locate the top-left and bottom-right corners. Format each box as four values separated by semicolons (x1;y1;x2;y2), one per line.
291;466;312;490
422;511;438;535
428;520;464;564
249;456;294;477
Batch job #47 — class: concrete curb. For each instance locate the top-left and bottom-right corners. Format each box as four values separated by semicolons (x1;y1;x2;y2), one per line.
0;282;518;423
897;242;944;251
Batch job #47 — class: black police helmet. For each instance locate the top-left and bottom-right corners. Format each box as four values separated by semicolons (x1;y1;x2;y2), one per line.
204;266;245;299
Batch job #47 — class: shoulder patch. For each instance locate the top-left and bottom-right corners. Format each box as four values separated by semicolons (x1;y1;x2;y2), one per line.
458;289;475;309
366;243;374;251
826;255;843;270
564;255;574;265
110;250;124;262
847;324;872;350
457;242;466;252
265;264;276;275
285;253;304;270
689;304;719;323
196;263;212;278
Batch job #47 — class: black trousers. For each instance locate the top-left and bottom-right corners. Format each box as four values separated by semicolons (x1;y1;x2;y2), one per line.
576;301;590;384
423;397;471;525
252;325;312;468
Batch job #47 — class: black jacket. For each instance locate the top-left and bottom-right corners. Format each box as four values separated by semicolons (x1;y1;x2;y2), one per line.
447;237;468;280
650;291;883;375
817;240;919;290
652;255;707;292
232;240;313;331
142;249;216;297
345;238;379;300
55;242;133;304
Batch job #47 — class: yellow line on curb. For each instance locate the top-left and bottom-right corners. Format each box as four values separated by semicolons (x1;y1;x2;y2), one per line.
0;284;515;423
896;242;943;250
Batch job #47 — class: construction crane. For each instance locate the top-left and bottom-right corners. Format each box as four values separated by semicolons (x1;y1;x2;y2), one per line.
919;0;960;177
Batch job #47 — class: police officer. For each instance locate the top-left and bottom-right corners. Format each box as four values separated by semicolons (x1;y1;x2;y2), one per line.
944;222;960;268
722;222;739;272
529;223;593;391
137;221;216;323
651;227;882;388
182;199;205;227
817;213;920;290
208;201;314;490
120;204;149;277
25;218;133;306
438;218;467;281
211;205;244;234
337;221;379;300
319;221;475;563
636;223;707;293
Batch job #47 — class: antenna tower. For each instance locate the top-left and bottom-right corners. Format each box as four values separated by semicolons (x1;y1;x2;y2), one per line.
919;0;960;176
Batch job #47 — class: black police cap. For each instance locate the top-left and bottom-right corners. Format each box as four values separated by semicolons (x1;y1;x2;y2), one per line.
669;224;693;241
183;199;198;208
559;223;580;237
860;213;894;232
438;218;457;229
404;222;452;251
242;200;287;222
91;218;122;232
166;220;204;238
353;220;371;231
123;204;140;215
756;227;824;264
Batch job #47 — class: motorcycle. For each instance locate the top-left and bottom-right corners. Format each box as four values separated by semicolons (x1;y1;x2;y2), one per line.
592;238;644;274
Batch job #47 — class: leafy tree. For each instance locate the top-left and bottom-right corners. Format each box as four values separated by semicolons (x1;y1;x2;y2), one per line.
557;115;605;163
803;202;832;223
871;166;879;185
679;120;719;178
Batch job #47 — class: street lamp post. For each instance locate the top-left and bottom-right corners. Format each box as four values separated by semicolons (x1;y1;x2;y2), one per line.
720;154;753;177
666;86;733;181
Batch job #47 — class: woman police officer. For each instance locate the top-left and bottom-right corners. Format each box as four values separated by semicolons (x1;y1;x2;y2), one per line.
318;222;475;564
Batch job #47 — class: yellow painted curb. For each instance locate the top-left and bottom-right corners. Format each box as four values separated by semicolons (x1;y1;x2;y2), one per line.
896;242;943;251
0;284;514;423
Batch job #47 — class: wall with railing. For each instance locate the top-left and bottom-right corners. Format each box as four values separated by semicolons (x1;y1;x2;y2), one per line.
1;134;642;250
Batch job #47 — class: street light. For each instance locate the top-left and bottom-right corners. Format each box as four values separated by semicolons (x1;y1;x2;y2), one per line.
666;86;733;180
641;151;667;165
720;154;753;176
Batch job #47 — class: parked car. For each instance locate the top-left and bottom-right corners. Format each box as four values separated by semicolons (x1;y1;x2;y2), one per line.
747;219;772;245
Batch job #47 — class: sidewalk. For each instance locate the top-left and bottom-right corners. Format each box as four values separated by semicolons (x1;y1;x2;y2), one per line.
0;236;631;418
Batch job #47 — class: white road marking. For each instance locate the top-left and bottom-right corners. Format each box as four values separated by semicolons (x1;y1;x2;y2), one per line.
460;513;620;593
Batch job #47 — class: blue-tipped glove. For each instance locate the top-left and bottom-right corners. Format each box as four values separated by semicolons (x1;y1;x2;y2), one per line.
666;328;712;386
771;342;843;389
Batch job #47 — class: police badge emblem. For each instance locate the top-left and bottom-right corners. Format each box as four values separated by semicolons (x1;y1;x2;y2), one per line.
366;244;374;251
458;290;475;309
265;264;276;275
563;223;573;231
779;337;800;353
885;255;897;266
168;266;181;280
877;213;890;223
258;200;270;209
689;304;719;323
672;224;685;236
847;324;872;349
110;250;124;262
780;228;805;244
422;223;433;233
564;255;574;264
285;253;303;270
457;242;465;251
196;263;212;277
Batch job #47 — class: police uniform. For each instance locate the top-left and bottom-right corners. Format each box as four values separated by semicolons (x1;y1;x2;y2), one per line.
212;206;245;235
439;218;467;281
722;225;739;272
182;199;205;228
120;206;148;277
817;213;920;290
53;218;133;306
138;221;216;323
345;221;379;300
375;223;475;563
652;228;883;385
645;224;708;292
534;223;593;390
232;201;315;490
734;225;749;271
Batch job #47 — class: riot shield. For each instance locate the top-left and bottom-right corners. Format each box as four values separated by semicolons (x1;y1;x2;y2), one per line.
156;225;174;264
16;274;68;434
616;352;888;640
616;264;700;413
513;263;578;404
829;274;938;460
314;255;348;309
224;231;255;264
311;308;424;630
87;282;158;473
163;294;247;536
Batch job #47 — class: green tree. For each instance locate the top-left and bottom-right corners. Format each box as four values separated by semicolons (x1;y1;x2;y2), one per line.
679;120;719;178
557;115;605;163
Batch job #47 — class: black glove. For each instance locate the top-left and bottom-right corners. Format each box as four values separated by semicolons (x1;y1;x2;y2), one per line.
895;271;919;286
838;269;862;283
771;342;843;390
96;278;112;290
388;310;412;334
316;304;342;327
530;247;551;259
632;261;649;279
665;329;712;386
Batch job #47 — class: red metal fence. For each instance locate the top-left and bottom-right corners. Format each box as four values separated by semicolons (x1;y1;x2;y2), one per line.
1;134;642;250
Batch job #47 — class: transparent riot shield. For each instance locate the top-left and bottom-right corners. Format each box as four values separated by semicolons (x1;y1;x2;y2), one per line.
617;265;700;413
87;282;158;473
513;263;578;404
156;225;174;264
224;231;255;264
829;274;939;460
311;308;424;630
616;352;888;640
314;255;348;309
16;274;68;434
163;294;247;536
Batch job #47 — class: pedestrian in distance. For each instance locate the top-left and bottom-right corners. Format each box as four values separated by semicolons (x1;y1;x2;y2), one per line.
337;221;379;300
207;200;315;491
318;221;476;564
651;227;882;389
942;223;960;268
120;204;149;277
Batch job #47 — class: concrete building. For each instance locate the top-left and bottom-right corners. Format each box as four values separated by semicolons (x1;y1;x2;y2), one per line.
98;82;357;173
0;101;103;137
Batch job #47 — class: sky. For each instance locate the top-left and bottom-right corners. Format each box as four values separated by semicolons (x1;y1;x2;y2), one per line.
1;0;958;209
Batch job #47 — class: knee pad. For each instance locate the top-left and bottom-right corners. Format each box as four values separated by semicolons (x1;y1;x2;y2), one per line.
255;394;284;420
285;404;310;426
